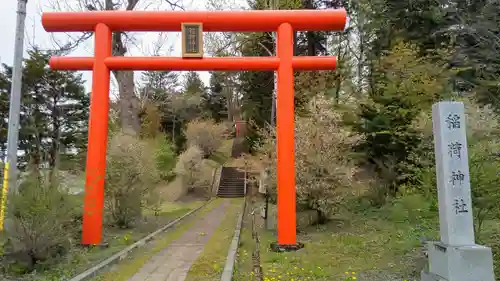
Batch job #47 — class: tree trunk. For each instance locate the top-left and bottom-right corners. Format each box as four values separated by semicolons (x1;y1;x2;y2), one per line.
172;117;176;140
114;70;141;136
226;86;233;122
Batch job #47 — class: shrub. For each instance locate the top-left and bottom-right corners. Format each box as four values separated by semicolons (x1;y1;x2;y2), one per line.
153;134;176;181
174;146;213;194
351;41;453;196
184;119;230;157
256;95;363;220
105;133;160;228
140;103;162;139
3;170;80;273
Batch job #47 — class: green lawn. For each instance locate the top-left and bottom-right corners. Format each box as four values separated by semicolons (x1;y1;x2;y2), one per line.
232;196;439;281
232;194;500;281
257;218;431;281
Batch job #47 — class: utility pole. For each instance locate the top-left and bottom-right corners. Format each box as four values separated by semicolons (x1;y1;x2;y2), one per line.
1;0;28;231
270;0;278;128
264;0;279;224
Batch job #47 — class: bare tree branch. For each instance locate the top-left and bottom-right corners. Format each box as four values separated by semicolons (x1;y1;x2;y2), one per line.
164;0;185;10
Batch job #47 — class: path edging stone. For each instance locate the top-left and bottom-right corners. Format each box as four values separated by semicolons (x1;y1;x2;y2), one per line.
66;199;214;281
220;197;247;281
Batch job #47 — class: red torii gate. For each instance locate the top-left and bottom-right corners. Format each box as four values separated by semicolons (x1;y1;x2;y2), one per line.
41;9;346;248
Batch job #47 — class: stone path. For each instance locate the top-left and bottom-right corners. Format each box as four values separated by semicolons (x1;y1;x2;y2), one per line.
127;200;229;281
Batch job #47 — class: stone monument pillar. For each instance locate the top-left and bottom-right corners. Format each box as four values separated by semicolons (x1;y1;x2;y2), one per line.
421;101;495;281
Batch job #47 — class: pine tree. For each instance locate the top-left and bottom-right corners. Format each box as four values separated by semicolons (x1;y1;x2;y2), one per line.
0;67;10;159
0;48;89;170
183;71;205;96
204;71;228;122
140;70;179;102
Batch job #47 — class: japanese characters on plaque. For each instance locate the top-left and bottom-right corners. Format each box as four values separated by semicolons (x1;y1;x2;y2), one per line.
181;23;203;58
432;101;475;246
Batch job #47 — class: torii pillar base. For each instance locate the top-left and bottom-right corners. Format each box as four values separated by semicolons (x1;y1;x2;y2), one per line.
270;242;305;252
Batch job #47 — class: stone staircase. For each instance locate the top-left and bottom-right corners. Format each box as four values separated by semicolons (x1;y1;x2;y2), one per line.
217;167;245;198
216;137;248;198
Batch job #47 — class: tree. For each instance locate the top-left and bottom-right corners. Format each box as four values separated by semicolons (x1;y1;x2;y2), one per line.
0;68;10;159
0;48;89;171
139;70;180;138
51;0;185;136
451;0;500;110
204;71;228;122
140;70;179;103
183;71;206;96
257;95;360;221
350;41;453;197
184;119;229;158
238;30;274;141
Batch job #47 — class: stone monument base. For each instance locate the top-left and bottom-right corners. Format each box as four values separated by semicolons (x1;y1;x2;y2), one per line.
421;270;445;281
424;241;495;281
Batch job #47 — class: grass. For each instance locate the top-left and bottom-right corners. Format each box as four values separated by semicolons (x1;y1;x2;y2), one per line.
86;139;235;281
185;197;244;281
90;199;223;281
232;195;442;281
257;218;432;281
8;200;207;281
233;194;500;281
209;139;234;166
233;199;255;281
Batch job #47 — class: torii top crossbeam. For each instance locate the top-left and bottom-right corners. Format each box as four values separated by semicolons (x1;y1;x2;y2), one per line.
42;9;346;32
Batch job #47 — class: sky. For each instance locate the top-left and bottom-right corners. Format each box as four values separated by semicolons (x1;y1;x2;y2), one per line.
0;0;247;95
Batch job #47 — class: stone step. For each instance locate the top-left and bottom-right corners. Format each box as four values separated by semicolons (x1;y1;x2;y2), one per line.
220;180;244;183
218;191;245;195
217;161;246;198
218;188;243;191
220;173;245;178
218;188;244;191
219;180;244;184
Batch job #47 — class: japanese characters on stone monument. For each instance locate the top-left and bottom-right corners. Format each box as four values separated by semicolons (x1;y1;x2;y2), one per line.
432;101;474;246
